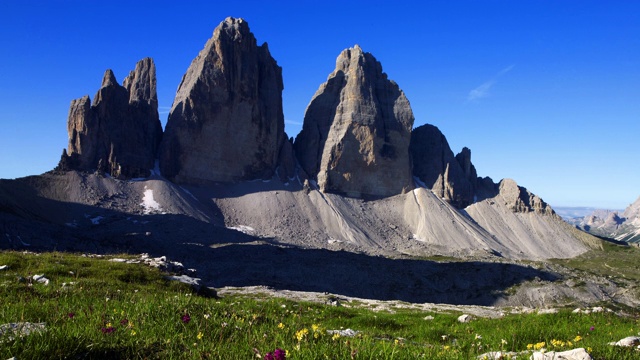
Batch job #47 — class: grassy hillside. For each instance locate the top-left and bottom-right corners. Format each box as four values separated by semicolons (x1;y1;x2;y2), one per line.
1;251;639;359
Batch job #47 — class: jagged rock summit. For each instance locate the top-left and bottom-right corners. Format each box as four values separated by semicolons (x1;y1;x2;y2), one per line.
60;58;162;179
410;124;478;208
294;45;414;198
159;17;288;184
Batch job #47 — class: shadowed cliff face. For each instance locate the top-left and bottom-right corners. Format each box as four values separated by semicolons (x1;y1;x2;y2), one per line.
294;45;414;199
158;17;287;184
62;58;162;179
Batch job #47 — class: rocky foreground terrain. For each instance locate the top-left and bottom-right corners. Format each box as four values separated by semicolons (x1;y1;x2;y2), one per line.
2;17;637;310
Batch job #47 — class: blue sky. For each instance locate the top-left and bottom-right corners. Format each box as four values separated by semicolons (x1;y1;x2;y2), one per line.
0;1;638;209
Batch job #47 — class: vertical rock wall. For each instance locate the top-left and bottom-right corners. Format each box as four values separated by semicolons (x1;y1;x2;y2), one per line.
294;45;414;198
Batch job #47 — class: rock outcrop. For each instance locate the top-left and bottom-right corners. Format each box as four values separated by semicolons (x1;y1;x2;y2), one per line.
409;124;478;207
497;178;554;215
294;45;414;198
61;58;162;179
158;17;287;184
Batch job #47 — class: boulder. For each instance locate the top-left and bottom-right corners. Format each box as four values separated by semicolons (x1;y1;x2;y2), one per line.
610;336;640;347
294;45;414;198
530;348;592;360
62;58;162;179
159;17;286;184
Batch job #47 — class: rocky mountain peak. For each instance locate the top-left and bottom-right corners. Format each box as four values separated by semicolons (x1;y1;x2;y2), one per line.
159;17;288;184
101;69;118;88
294;45;414;198
410;124;476;208
123;57;157;107
60;58;162;179
498;178;554;215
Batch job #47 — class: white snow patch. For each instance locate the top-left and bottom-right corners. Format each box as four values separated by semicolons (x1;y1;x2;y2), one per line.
141;188;163;214
90;216;104;225
328;238;343;244
411;234;427;242
227;225;255;235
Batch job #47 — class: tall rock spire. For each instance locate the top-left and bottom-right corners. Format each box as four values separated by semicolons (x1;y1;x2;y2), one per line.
294;45;414;198
62;58;162;179
158;17;287;183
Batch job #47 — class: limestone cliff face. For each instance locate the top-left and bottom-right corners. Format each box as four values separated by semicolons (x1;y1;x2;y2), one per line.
294;45;414;198
62;58;162;179
158;17;286;184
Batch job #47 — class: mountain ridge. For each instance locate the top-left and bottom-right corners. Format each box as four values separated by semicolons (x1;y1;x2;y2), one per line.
1;17;621;308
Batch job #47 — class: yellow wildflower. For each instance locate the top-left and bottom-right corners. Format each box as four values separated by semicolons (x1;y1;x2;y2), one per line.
295;328;309;341
312;324;320;332
197;332;204;340
574;335;582;342
332;333;341;341
534;342;546;350
278;322;285;329
443;345;451;350
131;330;136;336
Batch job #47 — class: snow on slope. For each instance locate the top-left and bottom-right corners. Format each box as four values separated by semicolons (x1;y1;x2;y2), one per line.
140;188;163;214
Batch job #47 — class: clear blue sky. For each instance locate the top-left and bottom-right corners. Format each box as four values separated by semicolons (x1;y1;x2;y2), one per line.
1;1;638;209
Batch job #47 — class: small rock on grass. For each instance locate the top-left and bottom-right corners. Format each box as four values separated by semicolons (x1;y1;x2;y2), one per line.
609;336;640;347
458;314;473;323
530;348;591;360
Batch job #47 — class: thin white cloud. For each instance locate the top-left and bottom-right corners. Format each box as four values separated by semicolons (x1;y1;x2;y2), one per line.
285;119;303;126
159;106;171;115
467;65;515;103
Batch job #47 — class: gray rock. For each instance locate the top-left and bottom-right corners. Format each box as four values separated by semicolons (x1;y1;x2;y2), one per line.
530;348;592;360
277;137;296;182
326;328;360;337
32;274;50;285
159;17;286;184
294;45;414;198
0;322;46;342
610;336;640;347
476;351;520;359
62;58;162;179
457;314;473;323
410;124;475;207
498;179;555;215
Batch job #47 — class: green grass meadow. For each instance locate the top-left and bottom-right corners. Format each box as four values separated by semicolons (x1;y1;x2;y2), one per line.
1;250;639;359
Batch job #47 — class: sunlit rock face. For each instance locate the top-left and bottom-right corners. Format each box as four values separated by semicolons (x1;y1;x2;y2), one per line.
159;17;287;184
62;58;162;179
497;178;555;215
294;45;414;199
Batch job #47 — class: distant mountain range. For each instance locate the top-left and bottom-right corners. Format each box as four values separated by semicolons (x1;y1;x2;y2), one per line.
560;198;640;243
